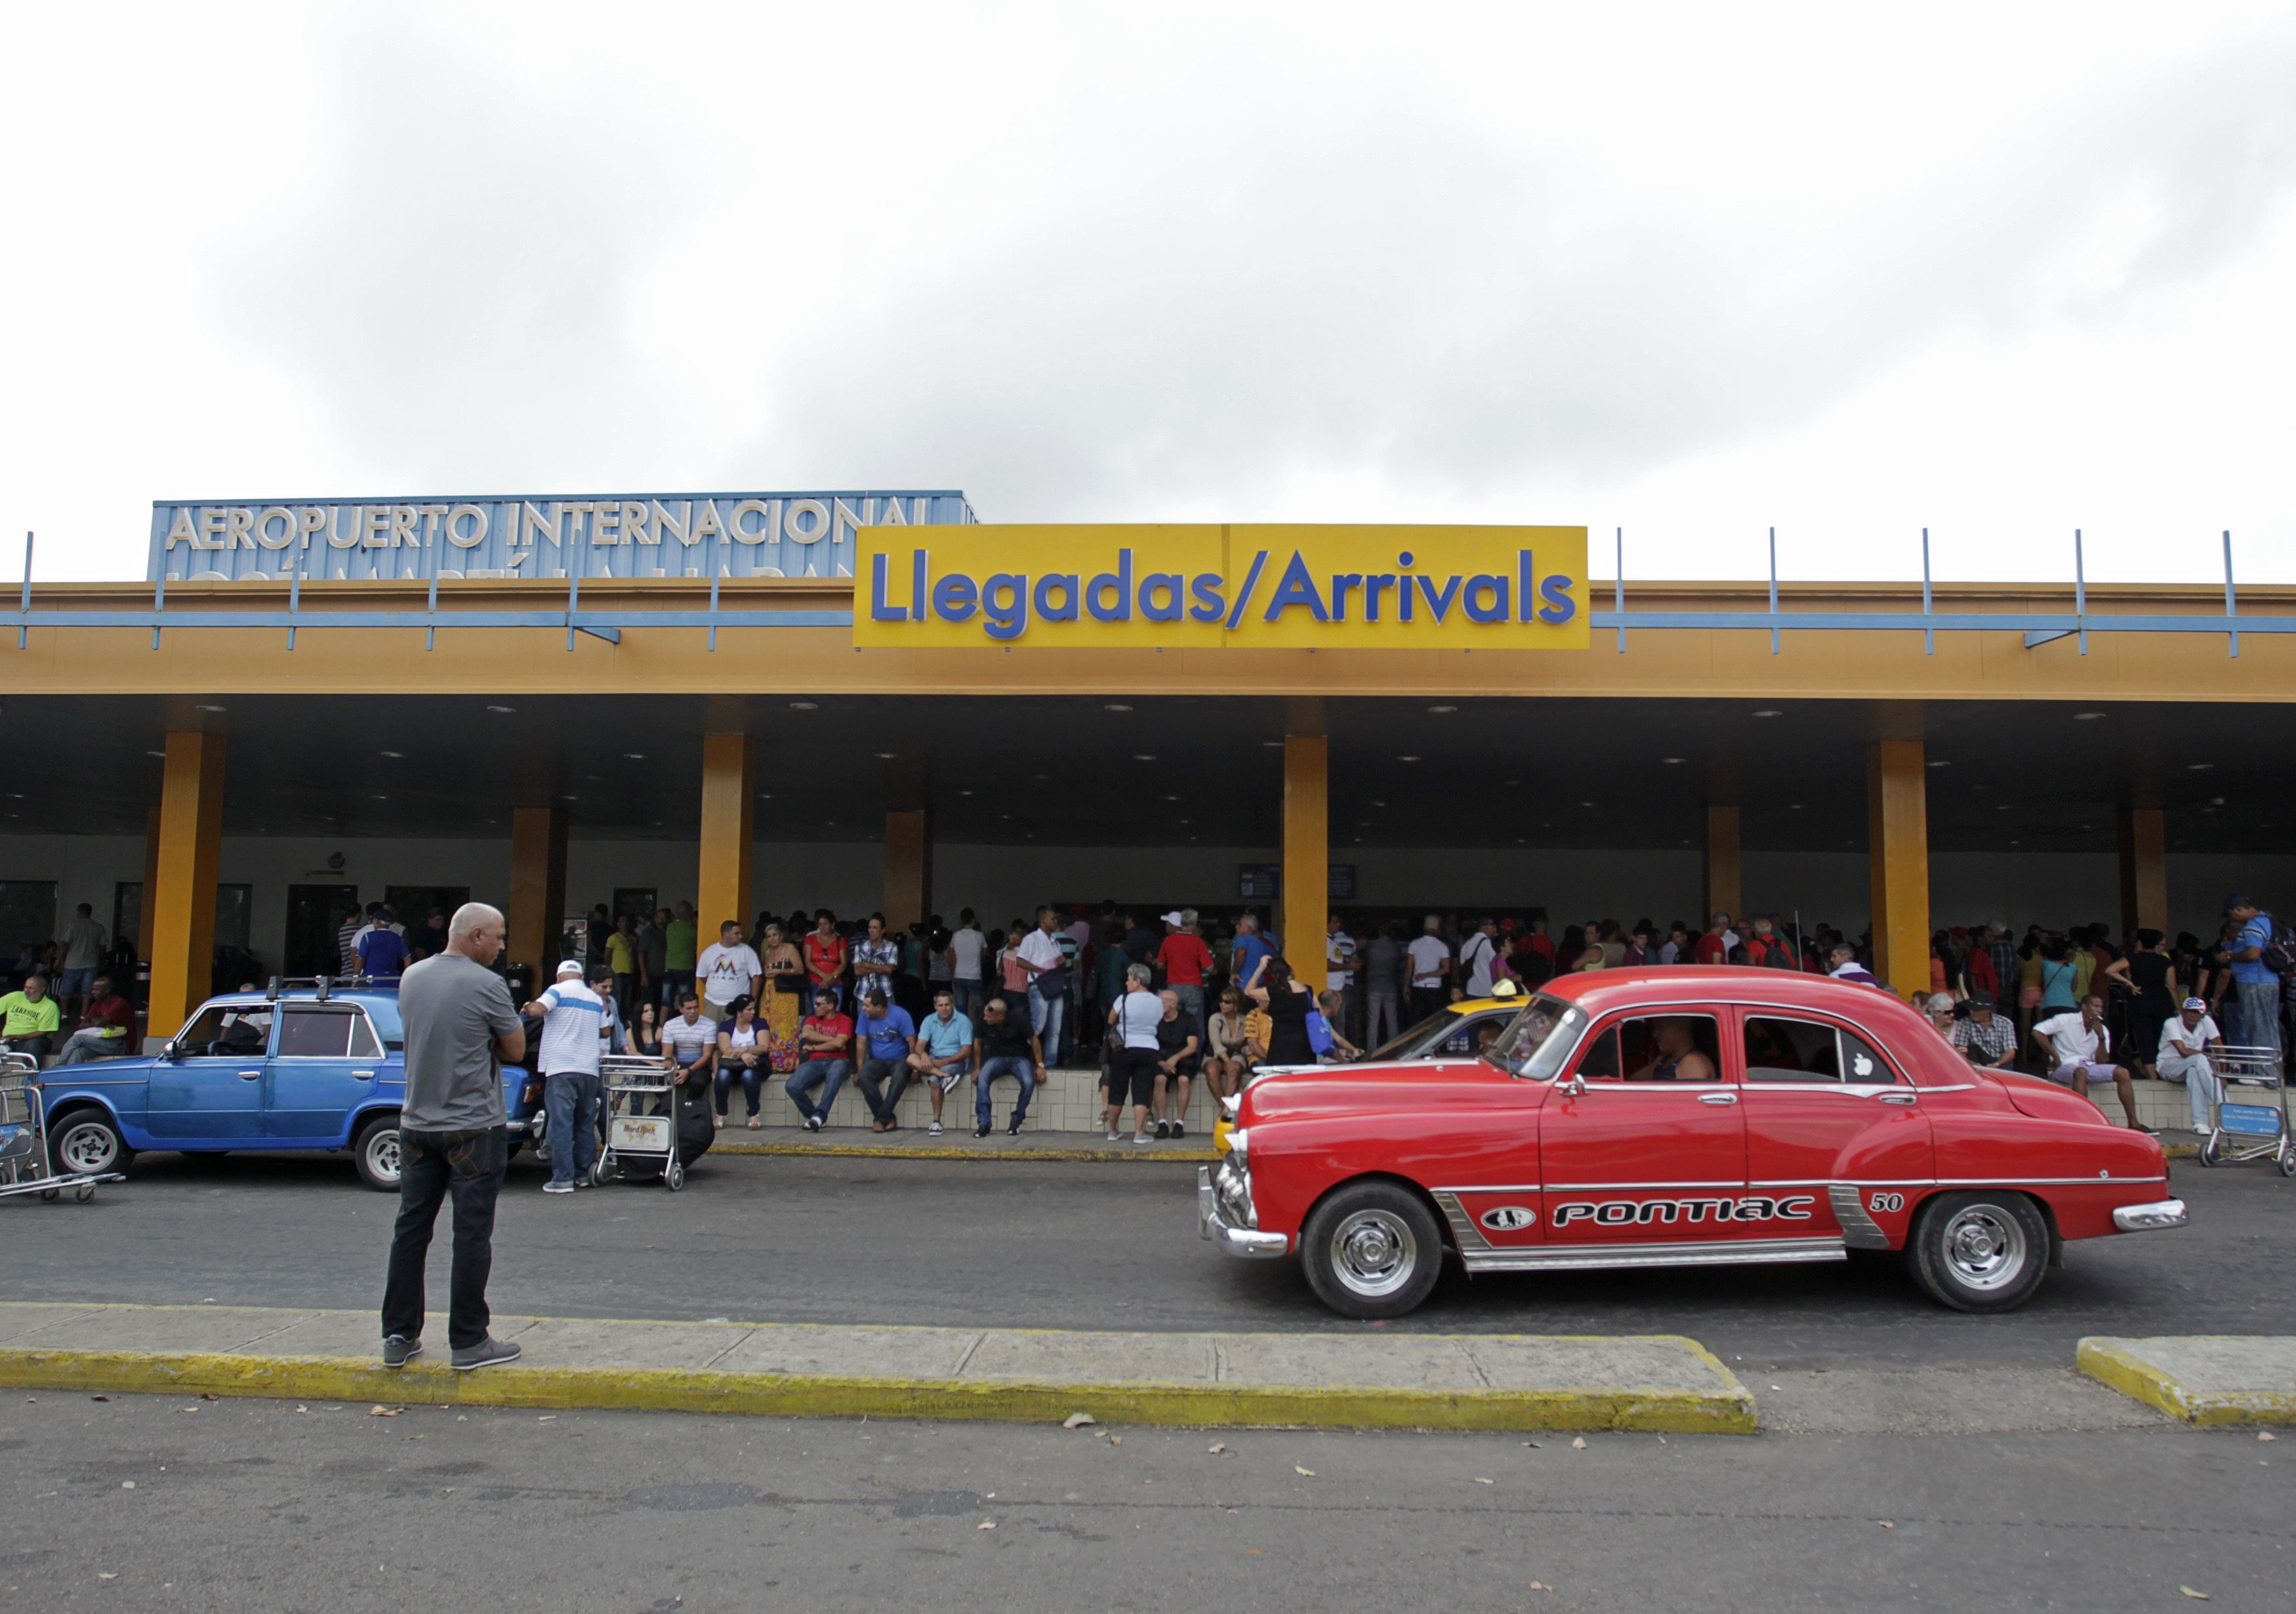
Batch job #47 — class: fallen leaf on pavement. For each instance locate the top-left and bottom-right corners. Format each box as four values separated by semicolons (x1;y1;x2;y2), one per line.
1473;1478;1494;1485
2260;1432;2278;1443
978;1521;996;1531
98;1573;117;1581
1570;1437;1588;1451
1244;1548;1260;1556
369;1406;401;1418
120;1482;134;1490
1063;1413;1096;1429
1877;1521;1894;1529
2181;1589;2211;1602
89;1395;110;1403
1208;1443;1226;1454
1108;1435;1121;1446
1294;1466;1315;1477
537;1415;556;1422
1529;1581;1553;1592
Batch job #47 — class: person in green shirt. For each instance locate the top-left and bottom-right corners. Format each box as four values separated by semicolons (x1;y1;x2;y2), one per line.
1;973;62;1060
662;900;699;1012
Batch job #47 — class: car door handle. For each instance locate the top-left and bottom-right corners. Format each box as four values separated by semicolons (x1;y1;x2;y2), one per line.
1697;1091;1739;1106
1876;1091;1918;1106
237;1069;264;1081
352;1070;376;1080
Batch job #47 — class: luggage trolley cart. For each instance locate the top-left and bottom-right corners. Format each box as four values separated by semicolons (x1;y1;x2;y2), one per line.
594;1053;687;1191
2198;1044;2294;1175
0;1053;126;1203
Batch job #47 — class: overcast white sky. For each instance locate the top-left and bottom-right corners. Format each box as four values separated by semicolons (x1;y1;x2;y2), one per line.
4;1;2293;586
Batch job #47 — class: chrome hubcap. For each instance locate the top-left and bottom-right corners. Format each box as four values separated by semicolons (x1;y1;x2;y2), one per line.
367;1129;401;1185
1330;1208;1416;1298
59;1123;115;1175
1942;1205;2026;1290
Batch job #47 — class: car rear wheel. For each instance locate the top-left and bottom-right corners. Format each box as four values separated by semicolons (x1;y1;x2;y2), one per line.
353;1115;401;1193
1907;1190;2049;1313
51;1110;129;1178
1300;1180;1443;1320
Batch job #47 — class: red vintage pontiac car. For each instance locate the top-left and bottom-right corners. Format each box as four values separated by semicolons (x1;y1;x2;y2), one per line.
1199;967;2186;1319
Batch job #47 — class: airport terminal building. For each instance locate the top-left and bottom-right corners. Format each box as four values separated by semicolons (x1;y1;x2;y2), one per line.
1;489;2289;1041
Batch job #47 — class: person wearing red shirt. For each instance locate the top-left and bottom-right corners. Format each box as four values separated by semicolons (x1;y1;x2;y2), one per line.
54;972;136;1064
1155;910;1216;1040
804;911;849;1013
785;988;854;1130
1694;912;1736;965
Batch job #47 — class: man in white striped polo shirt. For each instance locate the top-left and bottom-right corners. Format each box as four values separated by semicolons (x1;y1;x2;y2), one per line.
522;959;607;1193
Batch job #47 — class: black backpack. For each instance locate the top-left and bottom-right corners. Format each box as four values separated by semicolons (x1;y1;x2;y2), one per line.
2263;916;2296;977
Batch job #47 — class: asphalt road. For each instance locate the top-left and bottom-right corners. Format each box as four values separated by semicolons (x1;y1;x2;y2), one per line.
10;1148;2287;1377
6;1391;2292;1613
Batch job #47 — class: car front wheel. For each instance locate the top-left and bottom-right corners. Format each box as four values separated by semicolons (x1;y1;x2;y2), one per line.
1300;1180;1444;1320
1907;1190;2049;1313
51;1110;129;1178
353;1115;401;1193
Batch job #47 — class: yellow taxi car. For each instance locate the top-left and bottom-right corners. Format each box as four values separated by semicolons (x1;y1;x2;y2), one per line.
1214;984;1527;1152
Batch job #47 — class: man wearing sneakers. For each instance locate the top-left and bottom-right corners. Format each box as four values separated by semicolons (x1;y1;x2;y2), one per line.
380;902;526;1373
907;987;974;1137
972;995;1043;1137
1151;986;1201;1139
522;958;606;1194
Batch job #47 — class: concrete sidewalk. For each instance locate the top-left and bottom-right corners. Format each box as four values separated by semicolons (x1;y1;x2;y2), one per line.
0;1302;1755;1434
2078;1335;2296;1425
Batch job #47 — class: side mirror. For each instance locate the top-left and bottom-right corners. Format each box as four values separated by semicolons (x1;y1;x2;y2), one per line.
159;1039;181;1061
1560;1072;1586;1097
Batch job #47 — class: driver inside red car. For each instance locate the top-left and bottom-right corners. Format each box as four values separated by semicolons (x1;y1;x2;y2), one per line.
1627;1017;1718;1082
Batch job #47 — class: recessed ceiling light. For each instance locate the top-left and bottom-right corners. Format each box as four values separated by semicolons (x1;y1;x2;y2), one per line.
1000;813;1012;820
1397;754;1420;762
1132;754;1156;761
1427;704;1458;714
1261;740;1285;748
959;790;974;796
1579;800;1594;808
146;750;165;757
373;794;389;801
1927;760;1950;769
2211;796;2226;807
789;700;819;710
1105;702;1133;712
2188;762;2215;771
1662;757;1686;765
197;703;226;712
1371;799;1386;807
1751;709;1782;717
1164;794;1180;801
624;752;646;760
583;774;600;782
758;792;773;799
1358;820;1372;827
2073;711;2106;721
380;750;403;759
562;794;579;801
486;704;516;714
1504;778;1520;786
876;752;897;759
1790;803;1803;810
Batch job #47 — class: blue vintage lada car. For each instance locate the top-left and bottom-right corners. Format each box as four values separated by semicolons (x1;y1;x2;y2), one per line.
36;980;539;1192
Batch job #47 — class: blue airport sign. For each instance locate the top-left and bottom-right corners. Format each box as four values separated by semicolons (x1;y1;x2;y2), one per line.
148;490;975;584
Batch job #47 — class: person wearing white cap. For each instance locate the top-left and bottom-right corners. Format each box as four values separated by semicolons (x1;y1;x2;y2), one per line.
1155;909;1214;1049
522;958;609;1192
2158;997;2226;1135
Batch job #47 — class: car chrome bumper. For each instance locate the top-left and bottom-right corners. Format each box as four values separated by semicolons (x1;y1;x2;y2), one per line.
1197;1165;1288;1258
2113;1198;2189;1232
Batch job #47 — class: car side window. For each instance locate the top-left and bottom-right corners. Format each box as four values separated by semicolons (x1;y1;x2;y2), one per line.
277;1009;354;1057
174;1004;274;1058
1571;1014;1723;1082
1744;1015;1901;1085
346;1012;384;1060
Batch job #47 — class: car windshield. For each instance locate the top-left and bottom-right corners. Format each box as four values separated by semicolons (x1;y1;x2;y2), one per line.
1483;994;1588;1079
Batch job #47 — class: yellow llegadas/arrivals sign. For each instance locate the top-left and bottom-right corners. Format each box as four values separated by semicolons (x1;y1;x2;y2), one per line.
852;525;1589;650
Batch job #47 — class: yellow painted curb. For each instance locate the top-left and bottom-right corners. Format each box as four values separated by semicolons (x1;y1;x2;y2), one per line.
2076;1337;2296;1427
709;1141;1218;1163
0;1346;1755;1434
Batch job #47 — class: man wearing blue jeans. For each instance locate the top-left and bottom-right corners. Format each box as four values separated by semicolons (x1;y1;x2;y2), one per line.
1019;907;1069;1066
523;959;607;1193
849;988;920;1133
905;988;974;1137
2223;897;2284;1062
972;995;1042;1137
785;988;853;1131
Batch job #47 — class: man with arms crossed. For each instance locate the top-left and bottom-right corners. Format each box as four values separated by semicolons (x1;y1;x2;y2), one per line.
381;902;526;1371
2158;996;2226;1137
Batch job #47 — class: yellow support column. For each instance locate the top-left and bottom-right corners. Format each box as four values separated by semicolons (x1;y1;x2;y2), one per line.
1866;738;1932;998
1702;804;1742;928
883;811;932;935
148;732;226;1041
1282;733;1329;992
2119;805;2168;938
136;804;161;963
508;807;567;988
698;734;756;937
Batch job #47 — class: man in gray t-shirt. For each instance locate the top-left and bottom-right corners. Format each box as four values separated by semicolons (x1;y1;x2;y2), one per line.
380;902;527;1373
